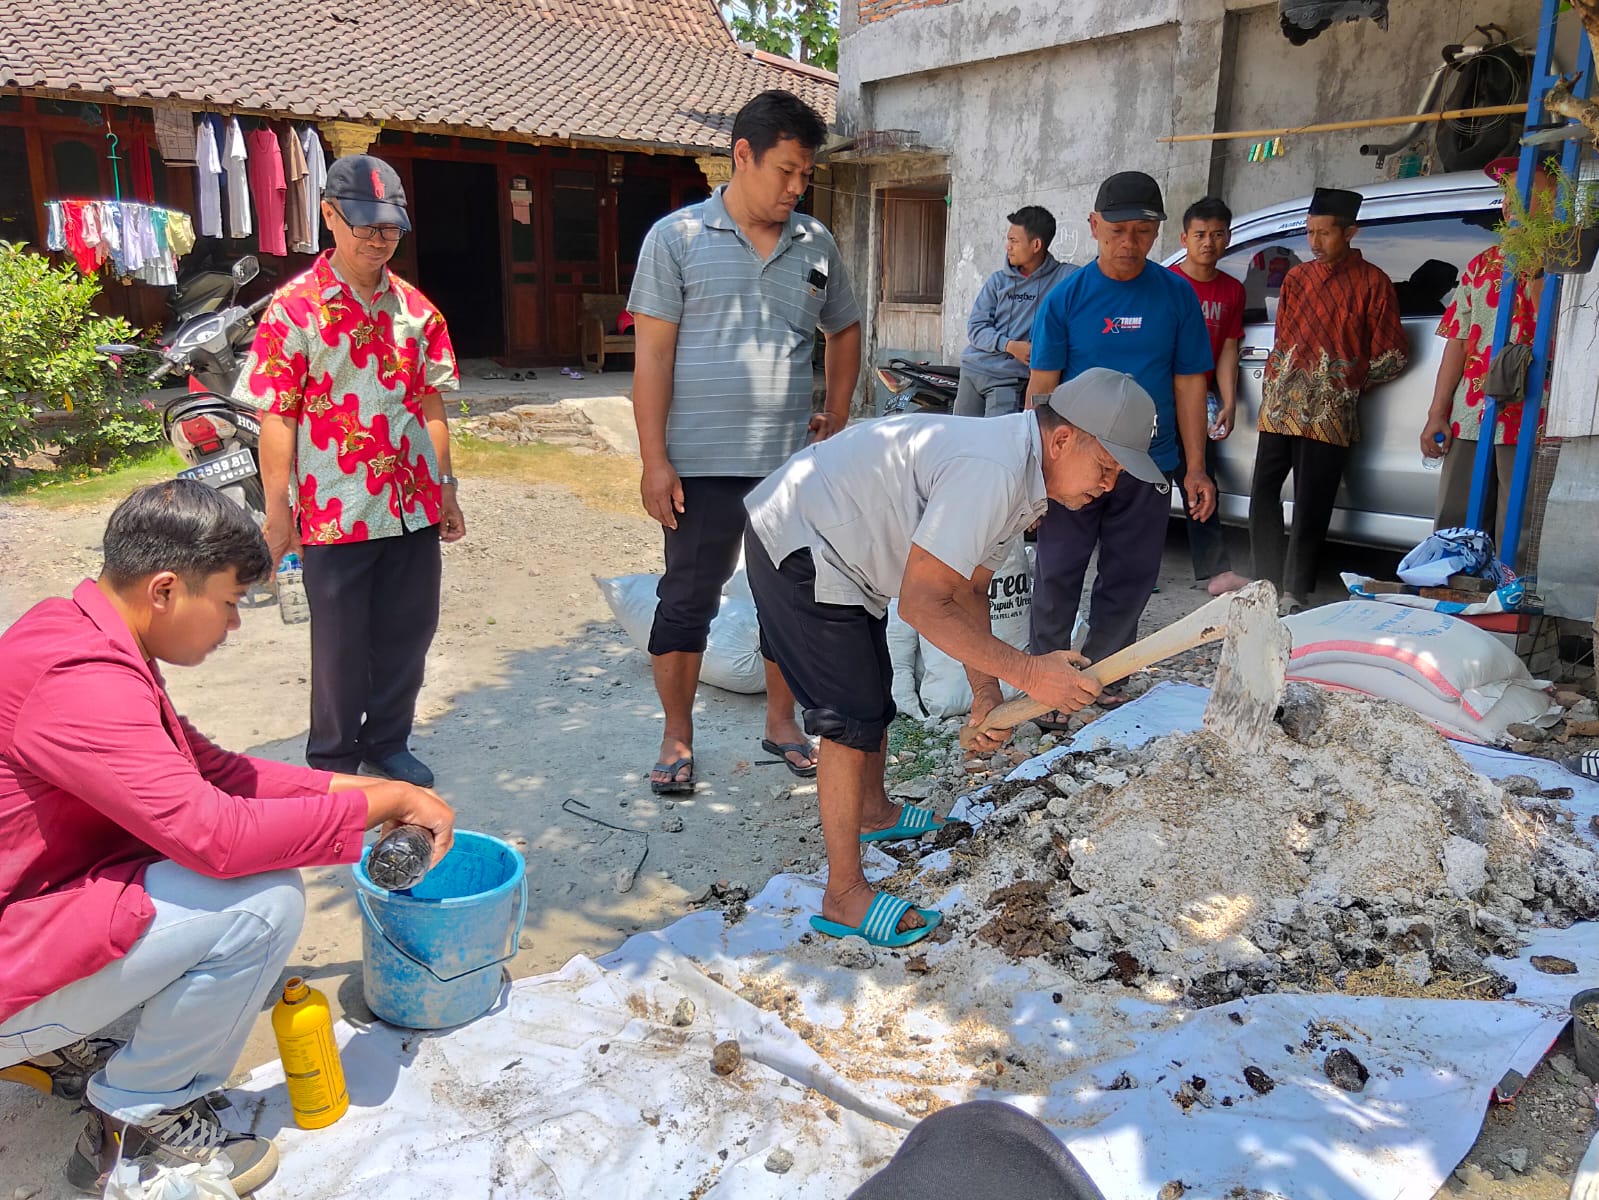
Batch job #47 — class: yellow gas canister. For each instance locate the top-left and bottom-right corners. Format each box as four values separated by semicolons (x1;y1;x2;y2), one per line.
271;977;349;1129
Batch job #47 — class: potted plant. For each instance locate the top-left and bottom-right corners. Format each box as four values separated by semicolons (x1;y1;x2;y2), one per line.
1497;161;1599;277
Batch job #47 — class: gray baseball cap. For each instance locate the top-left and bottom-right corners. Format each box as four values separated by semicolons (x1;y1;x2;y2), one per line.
1044;368;1168;489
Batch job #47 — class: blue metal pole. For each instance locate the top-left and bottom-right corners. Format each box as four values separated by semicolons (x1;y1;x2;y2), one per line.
1499;28;1595;571
1465;0;1567;541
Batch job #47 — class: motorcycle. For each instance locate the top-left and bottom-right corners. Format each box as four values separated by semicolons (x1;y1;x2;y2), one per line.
874;358;960;415
100;255;272;521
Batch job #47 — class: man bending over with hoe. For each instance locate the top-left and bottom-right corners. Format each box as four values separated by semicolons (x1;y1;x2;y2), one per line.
743;370;1165;947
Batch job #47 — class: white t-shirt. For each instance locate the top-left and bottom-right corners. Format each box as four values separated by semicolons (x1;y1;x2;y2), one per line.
745;412;1050;617
223;118;252;238
194;119;223;237
297;127;327;253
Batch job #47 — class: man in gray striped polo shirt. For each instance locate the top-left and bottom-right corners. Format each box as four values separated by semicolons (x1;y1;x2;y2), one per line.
627;89;863;795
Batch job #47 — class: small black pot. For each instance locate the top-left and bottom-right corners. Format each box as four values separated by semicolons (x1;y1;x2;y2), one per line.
1573;986;1599;1082
1549;225;1599;275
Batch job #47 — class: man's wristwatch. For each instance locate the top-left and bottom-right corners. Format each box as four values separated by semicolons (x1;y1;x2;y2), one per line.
438;473;459;487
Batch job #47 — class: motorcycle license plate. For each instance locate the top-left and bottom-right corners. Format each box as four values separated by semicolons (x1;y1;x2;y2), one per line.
180;448;256;488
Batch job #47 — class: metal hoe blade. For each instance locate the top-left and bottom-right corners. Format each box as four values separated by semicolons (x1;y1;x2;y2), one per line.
1203;580;1291;753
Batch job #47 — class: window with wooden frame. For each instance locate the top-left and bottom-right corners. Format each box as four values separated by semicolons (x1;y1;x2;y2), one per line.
880;186;947;305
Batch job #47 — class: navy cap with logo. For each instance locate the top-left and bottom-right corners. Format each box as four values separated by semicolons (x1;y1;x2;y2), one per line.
323;154;411;232
1044;368;1169;491
1094;171;1166;223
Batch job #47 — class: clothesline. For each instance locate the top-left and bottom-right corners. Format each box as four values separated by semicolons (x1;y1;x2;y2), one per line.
195;116;327;255
44;199;195;285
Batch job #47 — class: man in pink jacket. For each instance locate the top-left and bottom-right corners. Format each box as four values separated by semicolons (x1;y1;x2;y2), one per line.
0;480;455;1196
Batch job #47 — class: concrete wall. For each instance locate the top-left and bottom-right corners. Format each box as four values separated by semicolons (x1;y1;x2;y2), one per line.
1218;0;1542;213
861;25;1185;358
835;0;1550;367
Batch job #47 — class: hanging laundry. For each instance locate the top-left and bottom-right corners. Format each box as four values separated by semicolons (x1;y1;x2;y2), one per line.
144;210;177;286
118;201;145;274
167;211;196;258
196;116;223;237
61;202;98;274
80;204;105;270
153;107;197;165
223;117;253;239
128;132;155;204
282;126;310;254
98;201;124;275
297;125;327;253
45;201;65;252
45;197;196;284
246;124;287;255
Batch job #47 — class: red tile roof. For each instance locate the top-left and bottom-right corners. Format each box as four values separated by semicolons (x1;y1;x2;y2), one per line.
1;0;836;152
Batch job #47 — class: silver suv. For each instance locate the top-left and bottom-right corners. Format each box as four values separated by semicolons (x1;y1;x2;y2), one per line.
1164;171;1503;550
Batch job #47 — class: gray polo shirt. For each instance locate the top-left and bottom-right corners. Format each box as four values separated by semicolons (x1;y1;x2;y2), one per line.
627;185;862;478
745;413;1050;617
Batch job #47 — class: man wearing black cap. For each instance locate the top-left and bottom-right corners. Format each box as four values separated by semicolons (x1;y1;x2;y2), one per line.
1249;186;1406;615
1024;171;1215;722
239;154;466;787
742;369;1162;945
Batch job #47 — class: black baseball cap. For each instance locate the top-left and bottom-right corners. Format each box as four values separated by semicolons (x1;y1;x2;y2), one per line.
323;154;411;231
1095;171;1166;223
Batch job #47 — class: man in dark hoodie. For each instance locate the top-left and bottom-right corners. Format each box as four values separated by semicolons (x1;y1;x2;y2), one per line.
956;206;1073;417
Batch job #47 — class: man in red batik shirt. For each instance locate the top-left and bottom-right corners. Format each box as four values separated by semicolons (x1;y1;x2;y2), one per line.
1249;187;1407;615
239;154;465;787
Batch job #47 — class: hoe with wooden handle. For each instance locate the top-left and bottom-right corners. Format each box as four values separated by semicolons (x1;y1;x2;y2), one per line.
957;579;1291;752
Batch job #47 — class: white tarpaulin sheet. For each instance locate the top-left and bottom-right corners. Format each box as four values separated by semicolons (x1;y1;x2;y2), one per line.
234;683;1599;1200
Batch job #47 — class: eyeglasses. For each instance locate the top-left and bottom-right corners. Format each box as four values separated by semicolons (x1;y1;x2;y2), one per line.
329;207;405;243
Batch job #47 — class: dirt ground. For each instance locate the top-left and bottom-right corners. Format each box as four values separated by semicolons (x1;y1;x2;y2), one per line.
0;435;1593;1199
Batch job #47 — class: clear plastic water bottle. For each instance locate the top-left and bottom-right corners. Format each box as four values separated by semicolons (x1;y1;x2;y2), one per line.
1206;393;1223;439
276;552;311;625
1422;432;1446;472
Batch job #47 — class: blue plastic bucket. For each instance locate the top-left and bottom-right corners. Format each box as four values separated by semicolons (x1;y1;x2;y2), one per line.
353;830;527;1030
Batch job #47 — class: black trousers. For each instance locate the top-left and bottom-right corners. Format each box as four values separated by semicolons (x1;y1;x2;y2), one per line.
744;533;895;753
1029;475;1171;663
648;475;760;657
1248;430;1350;598
300;524;441;771
1168;436;1232;580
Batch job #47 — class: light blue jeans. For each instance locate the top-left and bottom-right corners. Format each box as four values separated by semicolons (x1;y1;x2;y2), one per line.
0;862;304;1123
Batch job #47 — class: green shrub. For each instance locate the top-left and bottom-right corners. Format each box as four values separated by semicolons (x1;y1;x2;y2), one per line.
0;241;158;469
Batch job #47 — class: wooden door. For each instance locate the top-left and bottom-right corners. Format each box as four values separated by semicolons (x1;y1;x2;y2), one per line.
504;163;543;360
546;166;602;361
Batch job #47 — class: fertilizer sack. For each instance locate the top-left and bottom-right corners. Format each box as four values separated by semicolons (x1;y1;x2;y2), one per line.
885;600;926;719
1281;601;1555;743
597;571;765;694
917;539;1034;718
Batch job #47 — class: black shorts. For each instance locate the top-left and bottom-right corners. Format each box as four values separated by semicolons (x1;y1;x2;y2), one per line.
744;530;896;753
648;475;761;657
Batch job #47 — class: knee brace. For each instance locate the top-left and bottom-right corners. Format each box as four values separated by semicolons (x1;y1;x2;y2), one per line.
802;706;891;753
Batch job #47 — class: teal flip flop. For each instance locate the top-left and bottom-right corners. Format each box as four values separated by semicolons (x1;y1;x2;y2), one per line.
809;892;942;949
860;802;941;843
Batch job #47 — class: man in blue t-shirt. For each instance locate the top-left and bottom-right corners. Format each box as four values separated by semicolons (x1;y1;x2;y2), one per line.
1025;172;1215;718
